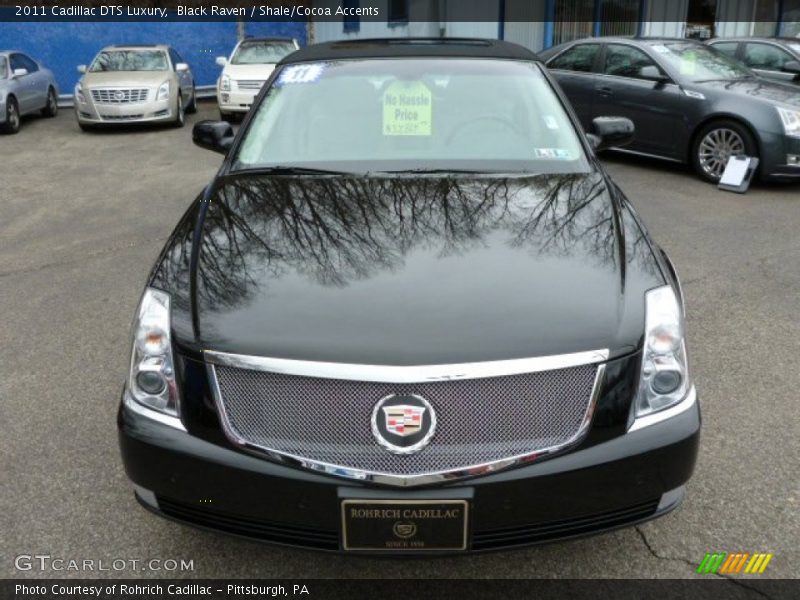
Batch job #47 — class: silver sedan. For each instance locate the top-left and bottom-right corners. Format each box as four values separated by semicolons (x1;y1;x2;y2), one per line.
0;51;59;134
74;45;197;130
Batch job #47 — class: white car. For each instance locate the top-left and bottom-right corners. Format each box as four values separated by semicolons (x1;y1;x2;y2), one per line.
216;37;299;120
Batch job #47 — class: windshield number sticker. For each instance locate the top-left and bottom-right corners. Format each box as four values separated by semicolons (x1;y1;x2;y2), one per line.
543;115;559;130
534;148;572;160
277;63;325;86
383;81;432;136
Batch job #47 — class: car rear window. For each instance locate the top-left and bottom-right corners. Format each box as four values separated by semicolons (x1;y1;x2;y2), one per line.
548;44;600;73
235;58;590;175
231;41;297;65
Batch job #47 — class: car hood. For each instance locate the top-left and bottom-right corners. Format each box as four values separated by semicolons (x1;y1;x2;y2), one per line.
696;77;800;108
222;63;277;80
152;172;665;365
81;70;171;88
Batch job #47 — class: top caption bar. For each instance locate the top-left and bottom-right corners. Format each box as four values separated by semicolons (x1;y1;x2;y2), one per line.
0;0;792;23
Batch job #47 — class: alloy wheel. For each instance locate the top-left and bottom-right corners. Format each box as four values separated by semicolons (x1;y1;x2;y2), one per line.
698;128;745;180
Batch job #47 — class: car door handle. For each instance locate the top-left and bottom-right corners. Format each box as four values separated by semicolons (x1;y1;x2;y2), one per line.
597;86;614;97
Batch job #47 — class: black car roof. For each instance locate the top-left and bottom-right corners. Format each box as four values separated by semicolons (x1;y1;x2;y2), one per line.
279;38;538;65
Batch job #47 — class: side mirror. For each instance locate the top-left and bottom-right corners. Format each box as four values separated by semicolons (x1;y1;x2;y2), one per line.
12;68;28;78
77;65;87;74
175;62;190;72
193;120;235;155
588;116;635;151
783;60;800;75
215;56;227;67
638;65;669;82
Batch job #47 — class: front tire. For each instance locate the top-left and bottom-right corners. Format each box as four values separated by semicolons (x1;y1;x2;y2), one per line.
42;87;58;117
172;93;185;128
692;120;757;183
186;86;197;114
2;97;20;134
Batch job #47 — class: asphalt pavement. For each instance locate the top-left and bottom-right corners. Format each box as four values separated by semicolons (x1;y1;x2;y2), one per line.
1;103;798;582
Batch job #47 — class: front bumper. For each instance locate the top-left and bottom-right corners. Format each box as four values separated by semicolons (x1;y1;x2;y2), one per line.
759;131;800;181
119;386;700;553
75;96;174;124
217;89;258;113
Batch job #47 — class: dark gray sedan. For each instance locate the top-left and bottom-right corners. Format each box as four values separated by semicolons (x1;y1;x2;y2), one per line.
540;37;800;182
708;37;800;85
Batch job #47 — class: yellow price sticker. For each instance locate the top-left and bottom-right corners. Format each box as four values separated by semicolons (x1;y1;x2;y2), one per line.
383;81;432;136
680;51;697;76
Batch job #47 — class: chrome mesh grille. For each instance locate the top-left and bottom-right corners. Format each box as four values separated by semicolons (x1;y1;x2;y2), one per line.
90;88;149;104
212;363;598;477
100;114;144;121
235;79;266;91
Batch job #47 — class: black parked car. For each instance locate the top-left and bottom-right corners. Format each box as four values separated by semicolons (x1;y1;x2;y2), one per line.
708;37;800;85
118;39;699;554
540;37;800;182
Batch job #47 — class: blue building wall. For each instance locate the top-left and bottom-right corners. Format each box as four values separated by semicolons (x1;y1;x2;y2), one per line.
1;21;307;94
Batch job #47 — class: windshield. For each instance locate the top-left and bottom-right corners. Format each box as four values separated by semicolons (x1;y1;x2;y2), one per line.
89;50;168;72
651;42;753;82
0;57;7;79
234;59;590;174
231;41;297;65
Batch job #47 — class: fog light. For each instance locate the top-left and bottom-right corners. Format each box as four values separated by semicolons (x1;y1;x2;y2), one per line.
787;154;800;167
221;93;229;103
136;370;166;395
652;370;683;394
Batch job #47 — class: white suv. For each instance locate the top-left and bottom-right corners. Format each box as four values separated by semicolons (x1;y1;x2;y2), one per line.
216;37;299;121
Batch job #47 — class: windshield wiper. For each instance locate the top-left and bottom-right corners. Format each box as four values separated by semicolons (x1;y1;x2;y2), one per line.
374;168;494;175
235;165;356;176
693;75;756;83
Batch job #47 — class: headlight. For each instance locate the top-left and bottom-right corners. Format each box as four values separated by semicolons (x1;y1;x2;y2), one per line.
156;81;170;101
74;83;85;104
128;288;180;416
634;286;690;417
220;74;230;92
777;107;800;138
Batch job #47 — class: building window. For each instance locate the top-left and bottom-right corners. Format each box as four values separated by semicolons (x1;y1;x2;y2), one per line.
388;0;409;25
343;0;360;33
599;0;641;37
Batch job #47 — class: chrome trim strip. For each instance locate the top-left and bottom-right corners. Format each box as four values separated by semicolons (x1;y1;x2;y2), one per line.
608;147;683;164
204;348;609;383
123;388;187;432
628;386;697;433
206;362;606;487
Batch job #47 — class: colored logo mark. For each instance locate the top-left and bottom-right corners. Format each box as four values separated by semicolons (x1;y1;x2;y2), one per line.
697;552;773;574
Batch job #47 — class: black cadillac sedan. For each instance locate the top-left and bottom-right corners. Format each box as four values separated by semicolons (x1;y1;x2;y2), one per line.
540;37;800;182
118;39;700;553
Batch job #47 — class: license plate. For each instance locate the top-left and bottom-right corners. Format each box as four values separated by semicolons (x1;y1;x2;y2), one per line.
341;499;469;551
